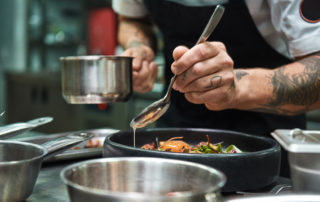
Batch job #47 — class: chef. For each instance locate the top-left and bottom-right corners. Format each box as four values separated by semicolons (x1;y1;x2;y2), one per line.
112;0;320;176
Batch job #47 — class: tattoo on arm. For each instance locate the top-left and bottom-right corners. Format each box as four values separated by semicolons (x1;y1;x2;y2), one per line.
256;53;320;115
235;70;249;81
121;18;157;51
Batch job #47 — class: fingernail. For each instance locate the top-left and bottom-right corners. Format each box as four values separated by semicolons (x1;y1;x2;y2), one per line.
172;66;178;74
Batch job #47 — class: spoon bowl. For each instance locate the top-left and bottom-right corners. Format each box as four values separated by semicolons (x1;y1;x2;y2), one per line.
130;5;225;129
130;76;175;128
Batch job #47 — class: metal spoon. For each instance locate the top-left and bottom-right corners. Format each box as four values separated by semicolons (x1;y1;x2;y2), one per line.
130;5;225;129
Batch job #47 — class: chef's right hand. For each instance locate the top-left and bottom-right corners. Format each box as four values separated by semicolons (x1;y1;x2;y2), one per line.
121;45;158;93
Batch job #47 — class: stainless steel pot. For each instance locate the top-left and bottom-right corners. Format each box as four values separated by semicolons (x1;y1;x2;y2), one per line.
0;132;93;202
271;129;320;193
60;55;133;104
61;157;226;202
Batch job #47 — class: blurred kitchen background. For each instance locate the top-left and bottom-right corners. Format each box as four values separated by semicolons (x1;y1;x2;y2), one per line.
0;0;164;135
0;0;319;136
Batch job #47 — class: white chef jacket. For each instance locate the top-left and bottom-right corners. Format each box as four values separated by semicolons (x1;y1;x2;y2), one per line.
112;0;320;59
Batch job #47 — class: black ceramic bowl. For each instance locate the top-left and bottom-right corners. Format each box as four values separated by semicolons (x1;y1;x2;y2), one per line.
103;128;281;192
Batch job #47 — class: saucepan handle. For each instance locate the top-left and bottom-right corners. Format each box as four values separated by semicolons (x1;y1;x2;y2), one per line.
0;117;53;139
42;132;94;159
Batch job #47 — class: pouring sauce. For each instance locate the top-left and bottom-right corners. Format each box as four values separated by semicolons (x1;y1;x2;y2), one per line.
130;110;161;147
132;126;136;148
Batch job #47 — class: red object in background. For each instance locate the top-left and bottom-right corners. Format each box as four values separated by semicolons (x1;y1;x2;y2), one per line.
98;103;108;111
89;8;116;111
89;8;117;55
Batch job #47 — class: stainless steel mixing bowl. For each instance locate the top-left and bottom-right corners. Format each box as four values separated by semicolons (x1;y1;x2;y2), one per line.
60;157;226;202
60;55;133;104
0;132;92;202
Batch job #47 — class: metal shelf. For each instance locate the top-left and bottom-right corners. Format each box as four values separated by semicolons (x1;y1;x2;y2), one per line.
26;0;88;71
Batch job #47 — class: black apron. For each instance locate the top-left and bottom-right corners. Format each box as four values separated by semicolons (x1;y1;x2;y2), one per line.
143;0;306;177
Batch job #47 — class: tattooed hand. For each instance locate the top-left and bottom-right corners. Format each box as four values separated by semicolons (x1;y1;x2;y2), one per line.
171;43;320;115
121;41;158;93
171;42;236;110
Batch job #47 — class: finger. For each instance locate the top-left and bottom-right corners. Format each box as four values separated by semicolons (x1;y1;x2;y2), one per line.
172;46;189;60
174;56;221;90
184;86;229;105
173;42;223;75
183;71;234;93
171;46;189;75
133;61;153;93
132;57;143;71
133;60;149;86
173;51;233;91
185;74;223;93
122;49;143;71
122;46;155;71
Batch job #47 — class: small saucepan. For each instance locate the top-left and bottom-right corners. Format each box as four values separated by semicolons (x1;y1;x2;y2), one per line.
0;132;93;202
61;157;226;202
60;55;133;104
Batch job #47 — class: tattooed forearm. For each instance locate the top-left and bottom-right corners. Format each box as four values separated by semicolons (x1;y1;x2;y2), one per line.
118;16;157;51
235;70;249;81
258;53;320;115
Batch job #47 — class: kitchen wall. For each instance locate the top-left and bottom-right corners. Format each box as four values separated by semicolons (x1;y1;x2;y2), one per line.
0;0;28;124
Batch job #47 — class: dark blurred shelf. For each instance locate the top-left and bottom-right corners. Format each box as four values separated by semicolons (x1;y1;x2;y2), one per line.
85;0;111;9
27;0;88;71
29;40;82;47
45;42;82;47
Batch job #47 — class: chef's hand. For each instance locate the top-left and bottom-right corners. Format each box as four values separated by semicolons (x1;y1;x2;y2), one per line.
171;42;237;111
122;44;158;93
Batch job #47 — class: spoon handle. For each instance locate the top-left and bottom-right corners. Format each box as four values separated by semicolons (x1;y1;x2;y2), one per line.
166;5;225;101
164;75;177;101
129;5;225;129
196;5;225;45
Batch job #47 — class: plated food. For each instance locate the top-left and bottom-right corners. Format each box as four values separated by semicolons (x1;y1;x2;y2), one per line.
72;138;103;150
141;134;242;154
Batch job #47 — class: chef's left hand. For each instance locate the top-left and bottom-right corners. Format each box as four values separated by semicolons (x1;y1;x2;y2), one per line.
171;42;237;111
